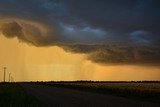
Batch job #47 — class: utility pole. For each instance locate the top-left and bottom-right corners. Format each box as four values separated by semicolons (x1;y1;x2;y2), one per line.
9;73;11;82
11;76;13;82
3;67;7;82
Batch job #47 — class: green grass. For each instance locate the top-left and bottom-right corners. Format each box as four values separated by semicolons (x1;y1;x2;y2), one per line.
35;81;160;103
0;82;39;107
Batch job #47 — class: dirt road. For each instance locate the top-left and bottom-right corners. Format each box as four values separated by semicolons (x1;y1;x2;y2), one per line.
21;83;160;107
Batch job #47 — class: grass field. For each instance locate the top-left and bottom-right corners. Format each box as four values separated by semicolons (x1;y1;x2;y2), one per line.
0;82;39;107
35;81;160;103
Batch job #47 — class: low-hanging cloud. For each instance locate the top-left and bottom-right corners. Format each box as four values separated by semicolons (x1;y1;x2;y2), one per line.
1;21;23;38
0;21;46;45
61;45;160;64
0;0;160;65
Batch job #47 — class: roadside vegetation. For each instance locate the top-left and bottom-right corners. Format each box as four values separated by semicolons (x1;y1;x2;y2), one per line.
35;81;160;103
0;82;39;107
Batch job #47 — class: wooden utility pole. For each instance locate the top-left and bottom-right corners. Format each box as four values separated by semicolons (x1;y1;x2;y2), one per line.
4;67;7;82
9;73;11;82
11;76;14;82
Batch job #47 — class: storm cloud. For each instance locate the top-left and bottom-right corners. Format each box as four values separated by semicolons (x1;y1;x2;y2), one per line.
0;0;160;64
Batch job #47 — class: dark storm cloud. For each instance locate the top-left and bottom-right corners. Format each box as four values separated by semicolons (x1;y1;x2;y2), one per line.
0;21;57;46
1;21;23;38
60;44;160;64
0;0;160;64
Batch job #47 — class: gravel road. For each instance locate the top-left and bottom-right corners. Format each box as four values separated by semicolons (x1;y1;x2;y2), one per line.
21;83;160;107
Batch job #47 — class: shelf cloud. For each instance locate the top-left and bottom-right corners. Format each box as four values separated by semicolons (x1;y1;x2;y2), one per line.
0;0;160;64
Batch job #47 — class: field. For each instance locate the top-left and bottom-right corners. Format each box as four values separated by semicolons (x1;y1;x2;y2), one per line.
21;82;160;107
0;82;159;107
35;81;160;102
0;82;39;107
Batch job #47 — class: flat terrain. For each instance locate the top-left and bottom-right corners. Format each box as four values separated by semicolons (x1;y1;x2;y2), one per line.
21;83;160;107
36;81;160;102
0;83;38;107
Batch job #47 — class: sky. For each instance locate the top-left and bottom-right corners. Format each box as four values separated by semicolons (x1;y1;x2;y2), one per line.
0;0;160;81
